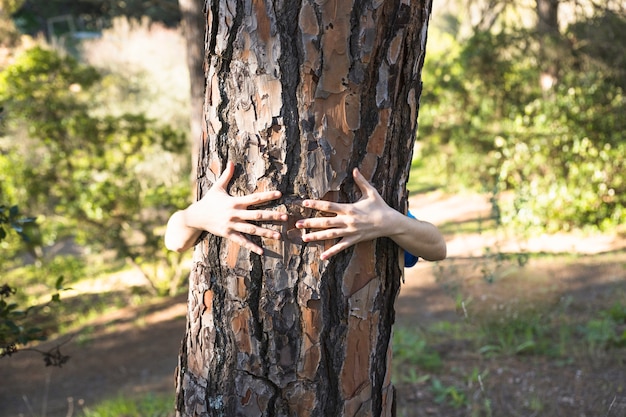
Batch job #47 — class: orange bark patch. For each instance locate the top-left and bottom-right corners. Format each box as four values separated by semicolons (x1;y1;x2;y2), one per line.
342;241;376;297
366;108;389;157
318;0;354;94
209;158;222;181
203;289;213;312
341;313;377;400
237;276;248;300
231;308;252;354
226;241;242;268
359;153;378;181
387;30;404;65
252;0;271;43
299;299;322;380
344;89;361;131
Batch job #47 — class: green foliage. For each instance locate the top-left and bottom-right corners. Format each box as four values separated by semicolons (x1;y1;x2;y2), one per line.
430;377;467;408
478;309;550;356
81;392;174;417
417;8;626;232
0;203;68;364
0;46;190;295
0;204;36;242
393;327;443;374
577;302;626;352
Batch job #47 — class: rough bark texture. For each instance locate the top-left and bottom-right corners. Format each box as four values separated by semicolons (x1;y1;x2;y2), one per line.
175;1;432;416
178;0;207;191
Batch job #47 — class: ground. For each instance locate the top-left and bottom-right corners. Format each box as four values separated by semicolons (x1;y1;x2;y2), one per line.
1;193;625;417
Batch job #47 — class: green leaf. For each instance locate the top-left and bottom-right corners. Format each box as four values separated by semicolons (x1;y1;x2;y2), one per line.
54;276;65;291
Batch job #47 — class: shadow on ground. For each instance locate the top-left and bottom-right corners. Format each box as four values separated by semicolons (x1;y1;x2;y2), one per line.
2;192;626;417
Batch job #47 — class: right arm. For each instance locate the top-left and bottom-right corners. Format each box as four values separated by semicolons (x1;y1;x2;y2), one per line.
164;161;288;254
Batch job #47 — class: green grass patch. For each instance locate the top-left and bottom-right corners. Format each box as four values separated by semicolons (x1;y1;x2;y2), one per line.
81;392;174;417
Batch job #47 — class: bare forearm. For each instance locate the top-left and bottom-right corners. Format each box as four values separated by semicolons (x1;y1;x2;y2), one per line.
164;210;202;253
387;209;447;262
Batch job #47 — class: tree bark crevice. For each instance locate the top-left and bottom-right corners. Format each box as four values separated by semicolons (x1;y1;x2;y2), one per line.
177;1;433;416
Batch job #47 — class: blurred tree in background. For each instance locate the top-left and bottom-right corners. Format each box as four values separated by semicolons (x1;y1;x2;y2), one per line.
417;0;626;233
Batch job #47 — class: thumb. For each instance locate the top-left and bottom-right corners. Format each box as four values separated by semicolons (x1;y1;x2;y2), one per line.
214;161;235;190
353;168;377;197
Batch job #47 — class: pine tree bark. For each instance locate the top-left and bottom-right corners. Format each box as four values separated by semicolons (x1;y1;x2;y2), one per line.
175;1;432;416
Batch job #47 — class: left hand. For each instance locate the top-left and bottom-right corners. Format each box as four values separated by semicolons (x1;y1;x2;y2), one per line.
295;168;393;260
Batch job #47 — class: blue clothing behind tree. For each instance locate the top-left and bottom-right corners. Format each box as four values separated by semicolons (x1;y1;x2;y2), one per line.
404;210;419;267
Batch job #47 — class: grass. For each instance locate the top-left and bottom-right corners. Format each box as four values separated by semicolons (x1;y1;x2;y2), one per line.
392;303;626;411
392;249;626;412
80;392;174;417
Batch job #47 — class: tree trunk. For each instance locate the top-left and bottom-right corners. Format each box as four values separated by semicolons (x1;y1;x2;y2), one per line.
175;1;432;416
535;0;560;90
536;0;559;36
178;0;206;193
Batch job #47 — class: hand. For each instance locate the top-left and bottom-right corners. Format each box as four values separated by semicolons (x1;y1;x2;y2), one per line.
183;161;288;255
295;168;393;260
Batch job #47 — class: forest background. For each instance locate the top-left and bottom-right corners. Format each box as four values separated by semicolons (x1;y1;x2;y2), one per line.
1;0;625;416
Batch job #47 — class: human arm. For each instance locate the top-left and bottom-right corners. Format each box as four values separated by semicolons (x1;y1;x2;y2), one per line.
294;168;447;262
164;161;288;254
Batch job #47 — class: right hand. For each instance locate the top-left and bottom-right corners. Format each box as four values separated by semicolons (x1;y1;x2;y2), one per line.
184;161;288;254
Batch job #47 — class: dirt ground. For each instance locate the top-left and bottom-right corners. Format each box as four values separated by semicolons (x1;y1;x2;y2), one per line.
1;192;626;417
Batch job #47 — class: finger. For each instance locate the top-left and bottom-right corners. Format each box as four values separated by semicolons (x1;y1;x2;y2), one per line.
320;239;354;260
237;209;289;223
296;216;344;230
301;228;349;243
229;232;264;255
301;199;345;214
235;190;283;208
214;161;235;190
353;168;378;197
231;221;282;240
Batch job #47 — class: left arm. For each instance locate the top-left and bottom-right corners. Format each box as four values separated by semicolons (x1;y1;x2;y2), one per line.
295;168;446;262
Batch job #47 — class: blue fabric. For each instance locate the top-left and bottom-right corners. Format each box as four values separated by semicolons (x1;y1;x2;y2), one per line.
404;210;419;267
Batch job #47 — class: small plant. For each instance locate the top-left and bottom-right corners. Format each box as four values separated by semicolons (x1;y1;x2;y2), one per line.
578;303;626;354
431;377;467;408
393;326;443;377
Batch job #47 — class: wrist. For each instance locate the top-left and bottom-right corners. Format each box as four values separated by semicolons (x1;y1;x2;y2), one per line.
180;206;199;231
386;208;410;239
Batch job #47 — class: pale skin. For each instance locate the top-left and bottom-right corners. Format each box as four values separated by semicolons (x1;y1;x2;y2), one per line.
295;168;446;262
164;161;288;254
164;162;446;263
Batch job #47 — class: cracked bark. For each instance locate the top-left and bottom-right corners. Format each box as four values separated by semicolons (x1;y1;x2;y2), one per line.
175;1;432;416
